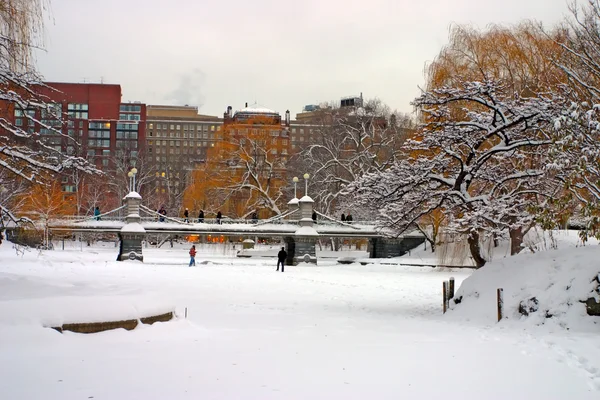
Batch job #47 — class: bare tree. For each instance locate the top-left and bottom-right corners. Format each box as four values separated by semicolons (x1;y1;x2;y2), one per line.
295;99;413;215
0;0;99;183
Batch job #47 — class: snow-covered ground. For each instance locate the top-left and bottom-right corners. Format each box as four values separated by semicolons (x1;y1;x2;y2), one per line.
0;234;599;399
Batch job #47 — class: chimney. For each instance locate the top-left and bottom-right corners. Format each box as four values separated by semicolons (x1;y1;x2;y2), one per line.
285;110;290;126
227;105;232;117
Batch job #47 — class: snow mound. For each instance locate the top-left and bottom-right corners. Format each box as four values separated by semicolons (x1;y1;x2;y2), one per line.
447;245;600;332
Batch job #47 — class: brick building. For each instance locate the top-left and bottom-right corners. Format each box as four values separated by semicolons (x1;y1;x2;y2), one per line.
9;82;146;186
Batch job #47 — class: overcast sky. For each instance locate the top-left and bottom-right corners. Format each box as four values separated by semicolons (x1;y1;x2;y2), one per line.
36;0;569;117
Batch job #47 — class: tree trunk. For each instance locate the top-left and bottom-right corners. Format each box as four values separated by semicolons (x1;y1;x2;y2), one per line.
509;226;524;256
467;231;486;268
428;238;436;253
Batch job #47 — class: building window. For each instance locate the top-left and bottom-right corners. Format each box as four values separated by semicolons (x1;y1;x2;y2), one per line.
89;122;110;129
15;118;22;126
119;113;140;121
68;103;88;119
170;124;174;130
120;104;141;113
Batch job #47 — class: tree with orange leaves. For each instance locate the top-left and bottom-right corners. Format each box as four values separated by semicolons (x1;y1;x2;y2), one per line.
426;22;567;96
19;179;75;220
184;113;289;219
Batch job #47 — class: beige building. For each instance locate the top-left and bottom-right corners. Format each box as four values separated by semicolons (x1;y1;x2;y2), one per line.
145;105;224;210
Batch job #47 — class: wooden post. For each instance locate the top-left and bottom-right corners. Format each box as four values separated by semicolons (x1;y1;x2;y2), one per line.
497;288;503;322
449;277;455;300
443;281;448;314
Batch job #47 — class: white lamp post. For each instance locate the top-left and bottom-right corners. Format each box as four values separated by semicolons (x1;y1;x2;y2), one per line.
127;171;133;192
303;173;310;196
128;167;138;192
293;176;299;198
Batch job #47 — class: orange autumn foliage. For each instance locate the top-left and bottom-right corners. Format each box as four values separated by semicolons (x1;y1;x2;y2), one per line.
183;114;289;218
19;180;76;219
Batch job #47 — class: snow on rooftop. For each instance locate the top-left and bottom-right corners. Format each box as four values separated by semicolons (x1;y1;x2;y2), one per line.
238;106;278;115
287;198;299;205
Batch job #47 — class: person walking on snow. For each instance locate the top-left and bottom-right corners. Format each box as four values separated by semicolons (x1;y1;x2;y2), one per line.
189;245;196;267
216;211;222;225
277;246;287;272
198;209;204;223
184;208;189;223
94;206;101;221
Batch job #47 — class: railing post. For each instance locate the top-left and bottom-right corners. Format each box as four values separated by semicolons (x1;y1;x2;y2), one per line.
497;288;503;322
443;280;448;314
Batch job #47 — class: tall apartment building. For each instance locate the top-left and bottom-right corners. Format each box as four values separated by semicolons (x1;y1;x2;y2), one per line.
144;105;223;209
3;82;146;198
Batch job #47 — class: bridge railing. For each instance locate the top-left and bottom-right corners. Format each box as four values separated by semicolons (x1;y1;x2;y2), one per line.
49;215;374;227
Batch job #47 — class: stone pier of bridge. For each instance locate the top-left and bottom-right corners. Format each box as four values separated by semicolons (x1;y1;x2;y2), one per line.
117;192;146;262
284;195;318;265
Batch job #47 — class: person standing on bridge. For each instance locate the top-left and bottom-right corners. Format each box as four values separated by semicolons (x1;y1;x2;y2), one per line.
346;214;353;224
159;206;166;222
216;211;222;225
94;206;101;221
276;247;287;272
341;213;346;222
183;208;190;223
198;209;204;223
189;245;196;267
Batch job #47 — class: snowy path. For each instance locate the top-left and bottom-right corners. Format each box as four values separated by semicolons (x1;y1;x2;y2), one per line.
0;243;598;399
